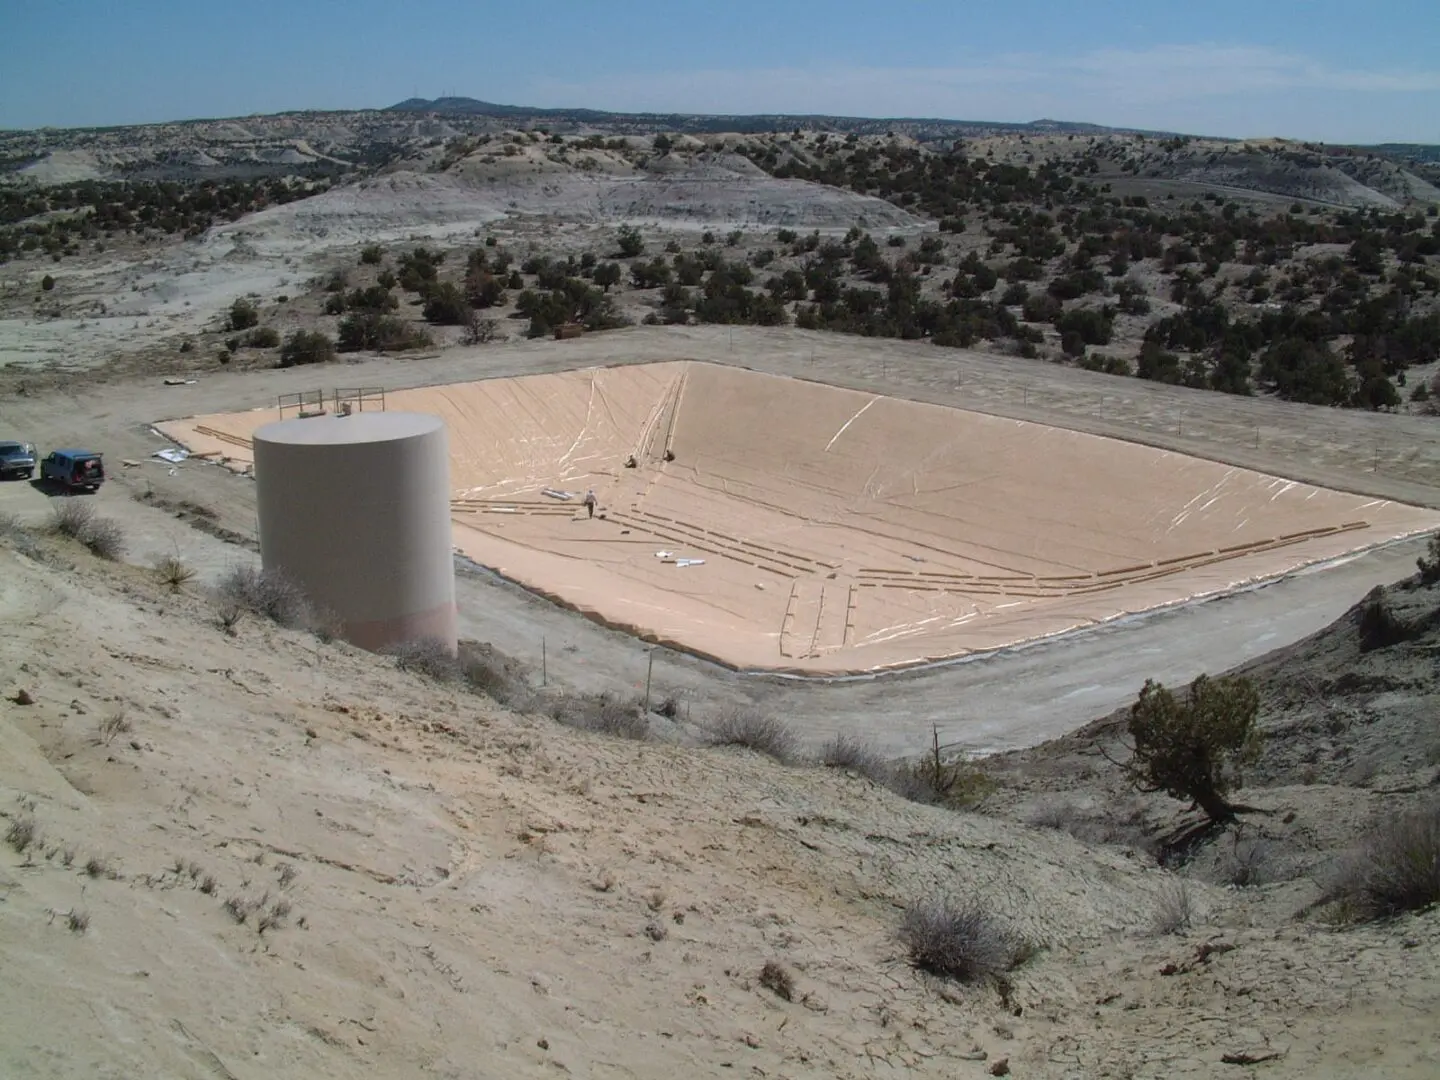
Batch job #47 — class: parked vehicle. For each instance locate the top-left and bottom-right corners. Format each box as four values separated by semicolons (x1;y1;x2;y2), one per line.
41;449;105;492
0;440;36;480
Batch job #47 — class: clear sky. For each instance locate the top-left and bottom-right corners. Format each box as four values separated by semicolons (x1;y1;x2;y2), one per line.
2;0;1436;142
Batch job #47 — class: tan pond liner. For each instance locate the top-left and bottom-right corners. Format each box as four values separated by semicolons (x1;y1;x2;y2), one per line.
158;361;1440;675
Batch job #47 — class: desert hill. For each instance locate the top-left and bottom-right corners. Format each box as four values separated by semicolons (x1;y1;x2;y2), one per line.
2;494;1439;1078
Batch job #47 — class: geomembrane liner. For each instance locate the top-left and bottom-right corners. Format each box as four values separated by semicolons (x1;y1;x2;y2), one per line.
159;361;1440;675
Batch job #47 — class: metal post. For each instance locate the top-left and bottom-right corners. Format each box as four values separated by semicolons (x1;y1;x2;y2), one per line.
643;649;654;713
542;636;547;687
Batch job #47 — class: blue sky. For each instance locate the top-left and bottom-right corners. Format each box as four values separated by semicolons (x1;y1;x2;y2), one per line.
2;1;1436;142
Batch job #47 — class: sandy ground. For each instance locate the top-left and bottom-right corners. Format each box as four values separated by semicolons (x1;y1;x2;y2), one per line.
3;514;1439;1080
1;323;1437;756
161;361;1440;675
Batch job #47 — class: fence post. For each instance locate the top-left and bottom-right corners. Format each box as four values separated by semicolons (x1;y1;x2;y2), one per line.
643;649;654;714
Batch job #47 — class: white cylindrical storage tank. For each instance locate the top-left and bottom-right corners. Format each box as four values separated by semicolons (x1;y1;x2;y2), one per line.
253;411;457;654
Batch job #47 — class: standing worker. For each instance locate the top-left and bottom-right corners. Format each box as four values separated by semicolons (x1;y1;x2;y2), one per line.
583;488;597;519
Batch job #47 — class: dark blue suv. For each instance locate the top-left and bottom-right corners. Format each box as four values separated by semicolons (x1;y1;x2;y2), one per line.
41;449;105;493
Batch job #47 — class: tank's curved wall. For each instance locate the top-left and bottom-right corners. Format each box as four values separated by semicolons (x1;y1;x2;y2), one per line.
253;412;457;653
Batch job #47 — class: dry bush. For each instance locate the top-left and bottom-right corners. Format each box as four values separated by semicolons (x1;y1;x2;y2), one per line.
702;710;799;764
1150;878;1195;935
382;637;460;681
153;553;196;591
214;599;243;635
458;643;527;706
216;565;310;628
66;909;90;934
257;897;292;934
80;516;126;560
1222;837;1277;888
820;734;892;784
48;499;94;539
49;501;125;561
97;708;132;746
0;513;43;562
84;855;110;879
1323;801;1440;920
899;895;1026;984
5;814;37;854
551;692;651;741
1357;586;1425;651
1025;799;1077;831
1417;532;1440;586
308;606;345;644
199;874;218;895
758;960;795;1001
889;738;995;809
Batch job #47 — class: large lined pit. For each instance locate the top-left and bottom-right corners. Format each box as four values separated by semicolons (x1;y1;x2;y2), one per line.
160;361;1440;675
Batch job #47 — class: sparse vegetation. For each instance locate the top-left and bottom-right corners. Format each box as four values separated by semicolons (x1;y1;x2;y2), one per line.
97;708;132;746
48;501;125;561
1222;836;1277;887
215;565;310;628
758;960;795;1001
154;553;196;590
820;733;890;780
1323;801;1440;920
1151;879;1196;934
382;637;460;680
899;895;1028;984
550;692;650;741
5;814;37;854
1418;532;1440;586
1357;585;1431;650
702;710;798;764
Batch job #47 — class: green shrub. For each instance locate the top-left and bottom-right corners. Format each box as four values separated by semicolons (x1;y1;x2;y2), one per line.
421;281;470;325
227;298;259;331
337;313;431;352
278;330;336;368
617;225;644;258
245;326;280;348
1124;674;1261;822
